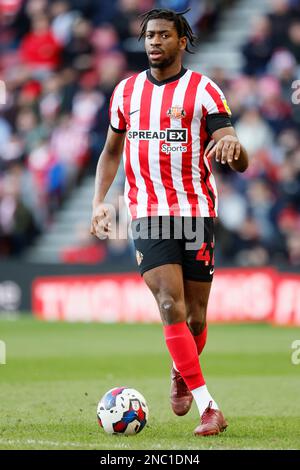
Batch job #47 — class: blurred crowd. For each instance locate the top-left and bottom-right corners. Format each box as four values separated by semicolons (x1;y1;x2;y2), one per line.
215;0;300;267
0;0;224;258
0;0;299;268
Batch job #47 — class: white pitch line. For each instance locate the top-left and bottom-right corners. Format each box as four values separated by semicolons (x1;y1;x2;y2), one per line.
0;438;102;449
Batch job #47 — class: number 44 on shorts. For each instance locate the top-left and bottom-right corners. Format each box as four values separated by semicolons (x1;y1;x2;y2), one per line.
196;242;214;266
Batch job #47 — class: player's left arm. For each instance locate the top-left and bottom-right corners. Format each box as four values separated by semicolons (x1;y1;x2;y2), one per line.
205;127;249;173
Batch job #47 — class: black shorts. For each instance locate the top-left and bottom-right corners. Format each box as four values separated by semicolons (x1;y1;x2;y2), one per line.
131;217;215;282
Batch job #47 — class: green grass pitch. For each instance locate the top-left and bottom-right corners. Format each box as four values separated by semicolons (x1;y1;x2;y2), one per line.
0;318;300;450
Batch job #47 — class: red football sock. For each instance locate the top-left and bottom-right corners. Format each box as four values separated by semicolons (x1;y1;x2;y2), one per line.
193;324;207;356
164;321;205;390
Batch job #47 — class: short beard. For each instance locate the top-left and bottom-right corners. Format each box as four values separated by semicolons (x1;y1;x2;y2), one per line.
148;53;177;70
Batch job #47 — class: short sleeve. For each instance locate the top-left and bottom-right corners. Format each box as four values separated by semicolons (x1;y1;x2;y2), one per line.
109;81;126;133
202;77;232;116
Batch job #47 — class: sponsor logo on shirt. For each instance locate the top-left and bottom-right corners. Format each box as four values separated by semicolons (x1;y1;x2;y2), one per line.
128;129;188;154
128;128;187;143
161;144;187;155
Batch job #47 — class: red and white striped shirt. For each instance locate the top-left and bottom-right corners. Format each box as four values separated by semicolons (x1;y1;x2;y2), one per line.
109;67;231;219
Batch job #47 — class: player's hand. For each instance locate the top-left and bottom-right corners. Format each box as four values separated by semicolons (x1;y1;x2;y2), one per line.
205;135;241;165
90;204;112;240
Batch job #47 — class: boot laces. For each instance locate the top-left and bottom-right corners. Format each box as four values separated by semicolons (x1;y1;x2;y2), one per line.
201;401;217;424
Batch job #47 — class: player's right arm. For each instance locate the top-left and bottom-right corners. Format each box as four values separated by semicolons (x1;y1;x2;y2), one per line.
90;127;125;239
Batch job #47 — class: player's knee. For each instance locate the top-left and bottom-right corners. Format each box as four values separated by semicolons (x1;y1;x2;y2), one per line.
159;297;185;325
188;319;206;336
187;306;207;335
160;298;176;322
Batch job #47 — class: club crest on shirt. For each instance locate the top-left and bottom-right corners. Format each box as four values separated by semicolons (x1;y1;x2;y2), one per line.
136;250;143;265
167;105;186;119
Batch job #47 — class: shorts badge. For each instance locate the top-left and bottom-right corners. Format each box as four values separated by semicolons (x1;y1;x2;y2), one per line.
136;250;144;266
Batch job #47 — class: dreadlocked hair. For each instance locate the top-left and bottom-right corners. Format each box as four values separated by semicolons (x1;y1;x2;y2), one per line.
138;8;198;53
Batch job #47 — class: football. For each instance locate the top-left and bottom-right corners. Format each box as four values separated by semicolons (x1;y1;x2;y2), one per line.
97;387;149;435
